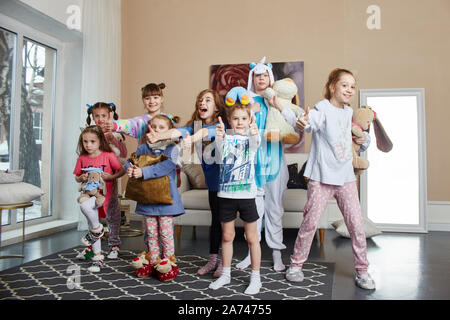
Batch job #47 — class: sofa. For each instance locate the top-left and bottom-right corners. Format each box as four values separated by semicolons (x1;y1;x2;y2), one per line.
173;152;338;245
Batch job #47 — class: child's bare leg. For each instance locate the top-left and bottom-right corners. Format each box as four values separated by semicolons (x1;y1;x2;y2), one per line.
244;221;261;295
209;221;234;290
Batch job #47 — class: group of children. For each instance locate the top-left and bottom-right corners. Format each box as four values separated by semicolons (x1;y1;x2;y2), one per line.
73;57;376;295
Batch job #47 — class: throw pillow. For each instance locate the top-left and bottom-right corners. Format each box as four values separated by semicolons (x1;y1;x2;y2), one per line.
182;164;207;189
332;218;382;238
0;169;24;184
0;182;44;205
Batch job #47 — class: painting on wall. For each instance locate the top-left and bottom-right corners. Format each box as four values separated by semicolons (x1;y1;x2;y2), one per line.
210;60;305;153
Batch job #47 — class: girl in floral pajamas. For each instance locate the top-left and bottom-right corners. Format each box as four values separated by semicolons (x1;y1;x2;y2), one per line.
125;115;184;281
286;68;376;290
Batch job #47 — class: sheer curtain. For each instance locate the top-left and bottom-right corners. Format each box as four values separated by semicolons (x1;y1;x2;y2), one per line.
78;0;121;230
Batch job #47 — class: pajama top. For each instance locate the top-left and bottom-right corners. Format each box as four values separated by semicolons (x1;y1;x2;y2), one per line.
303;99;356;186
73;151;123;218
215;132;261;199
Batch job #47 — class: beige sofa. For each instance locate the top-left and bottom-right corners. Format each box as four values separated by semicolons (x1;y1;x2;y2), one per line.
174;153;337;245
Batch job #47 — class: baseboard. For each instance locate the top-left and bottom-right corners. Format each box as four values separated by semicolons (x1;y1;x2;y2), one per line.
128;199;450;231
427;201;450;231
326;201;450;232
1;219;78;247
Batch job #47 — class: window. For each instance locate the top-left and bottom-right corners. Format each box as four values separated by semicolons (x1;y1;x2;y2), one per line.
0;21;57;227
0;27;16;226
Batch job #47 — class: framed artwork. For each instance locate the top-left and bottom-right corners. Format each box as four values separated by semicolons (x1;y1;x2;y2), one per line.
210;60;305;153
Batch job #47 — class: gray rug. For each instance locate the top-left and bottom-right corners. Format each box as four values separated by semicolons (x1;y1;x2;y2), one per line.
0;246;334;300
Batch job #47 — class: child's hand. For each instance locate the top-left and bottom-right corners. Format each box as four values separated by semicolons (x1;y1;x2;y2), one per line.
181;132;192;150
353;134;366;145
268;94;283;112
249;116;258;136
251;102;261;114
132;167;143;179
77;173;88;183
126;166;134;178
296;106;310;132
128;164;143;179
216;116;225;138
146;125;159;144
101;172;113;181
181;132;192;163
101;111;114;133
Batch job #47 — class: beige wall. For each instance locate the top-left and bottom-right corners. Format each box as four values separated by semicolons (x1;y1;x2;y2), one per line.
122;0;450;201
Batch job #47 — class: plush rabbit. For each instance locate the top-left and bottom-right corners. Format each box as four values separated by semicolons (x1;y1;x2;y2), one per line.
352;105;393;175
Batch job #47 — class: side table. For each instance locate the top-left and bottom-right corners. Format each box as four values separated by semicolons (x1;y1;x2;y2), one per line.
0;202;33;259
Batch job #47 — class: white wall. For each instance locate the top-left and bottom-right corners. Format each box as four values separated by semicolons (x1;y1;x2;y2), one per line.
20;0;83;27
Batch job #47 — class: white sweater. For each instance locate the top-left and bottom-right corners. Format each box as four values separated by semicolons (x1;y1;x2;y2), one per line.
303;99;361;186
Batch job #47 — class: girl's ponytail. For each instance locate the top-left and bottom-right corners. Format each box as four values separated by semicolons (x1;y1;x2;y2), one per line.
86;104;93;125
109;103;119;120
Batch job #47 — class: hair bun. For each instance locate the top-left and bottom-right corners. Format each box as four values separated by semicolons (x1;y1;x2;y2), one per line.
172;116;180;124
158;83;166;89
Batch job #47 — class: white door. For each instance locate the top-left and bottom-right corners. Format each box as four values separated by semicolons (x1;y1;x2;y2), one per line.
359;89;427;233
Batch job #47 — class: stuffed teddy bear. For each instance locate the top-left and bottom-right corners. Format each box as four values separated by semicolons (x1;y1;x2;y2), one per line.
154;255;179;282
263;78;304;144
131;251;153;278
352;105;393;175
77;167;106;207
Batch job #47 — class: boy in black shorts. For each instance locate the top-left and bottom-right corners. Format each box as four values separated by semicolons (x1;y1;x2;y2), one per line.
208;94;262;295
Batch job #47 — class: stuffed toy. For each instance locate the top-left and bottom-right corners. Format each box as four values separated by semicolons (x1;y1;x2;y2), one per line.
77;167;106;207
263;78;304;144
131;251;153;278
154;255;179;282
247;57;301;144
352;105;393;175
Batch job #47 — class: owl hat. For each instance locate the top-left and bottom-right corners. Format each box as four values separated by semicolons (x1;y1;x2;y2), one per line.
247;56;275;96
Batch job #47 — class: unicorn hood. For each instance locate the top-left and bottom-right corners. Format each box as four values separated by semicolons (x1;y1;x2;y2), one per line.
247;56;275;97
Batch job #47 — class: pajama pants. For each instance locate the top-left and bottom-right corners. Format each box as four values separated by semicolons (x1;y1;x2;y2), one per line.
106;194;121;248
290;180;369;273
144;216;175;265
80;197;102;255
255;155;289;250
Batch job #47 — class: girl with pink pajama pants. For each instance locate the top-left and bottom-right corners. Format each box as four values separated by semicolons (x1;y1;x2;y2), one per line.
290;180;369;274
144;216;175;264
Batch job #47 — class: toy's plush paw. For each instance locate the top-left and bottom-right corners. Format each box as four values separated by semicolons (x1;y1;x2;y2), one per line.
265;130;282;142
353;157;369;170
282;133;300;145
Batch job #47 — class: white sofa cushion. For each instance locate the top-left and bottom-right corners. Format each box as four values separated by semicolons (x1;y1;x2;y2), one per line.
283;189;308;212
181;189;210;210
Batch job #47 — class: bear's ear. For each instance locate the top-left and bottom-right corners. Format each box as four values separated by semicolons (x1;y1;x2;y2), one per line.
249;62;256;69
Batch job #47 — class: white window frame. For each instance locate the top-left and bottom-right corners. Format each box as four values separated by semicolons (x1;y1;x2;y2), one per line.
1;12;62;231
359;88;428;233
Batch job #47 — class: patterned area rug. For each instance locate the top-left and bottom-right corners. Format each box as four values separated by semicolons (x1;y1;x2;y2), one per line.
0;246;334;300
